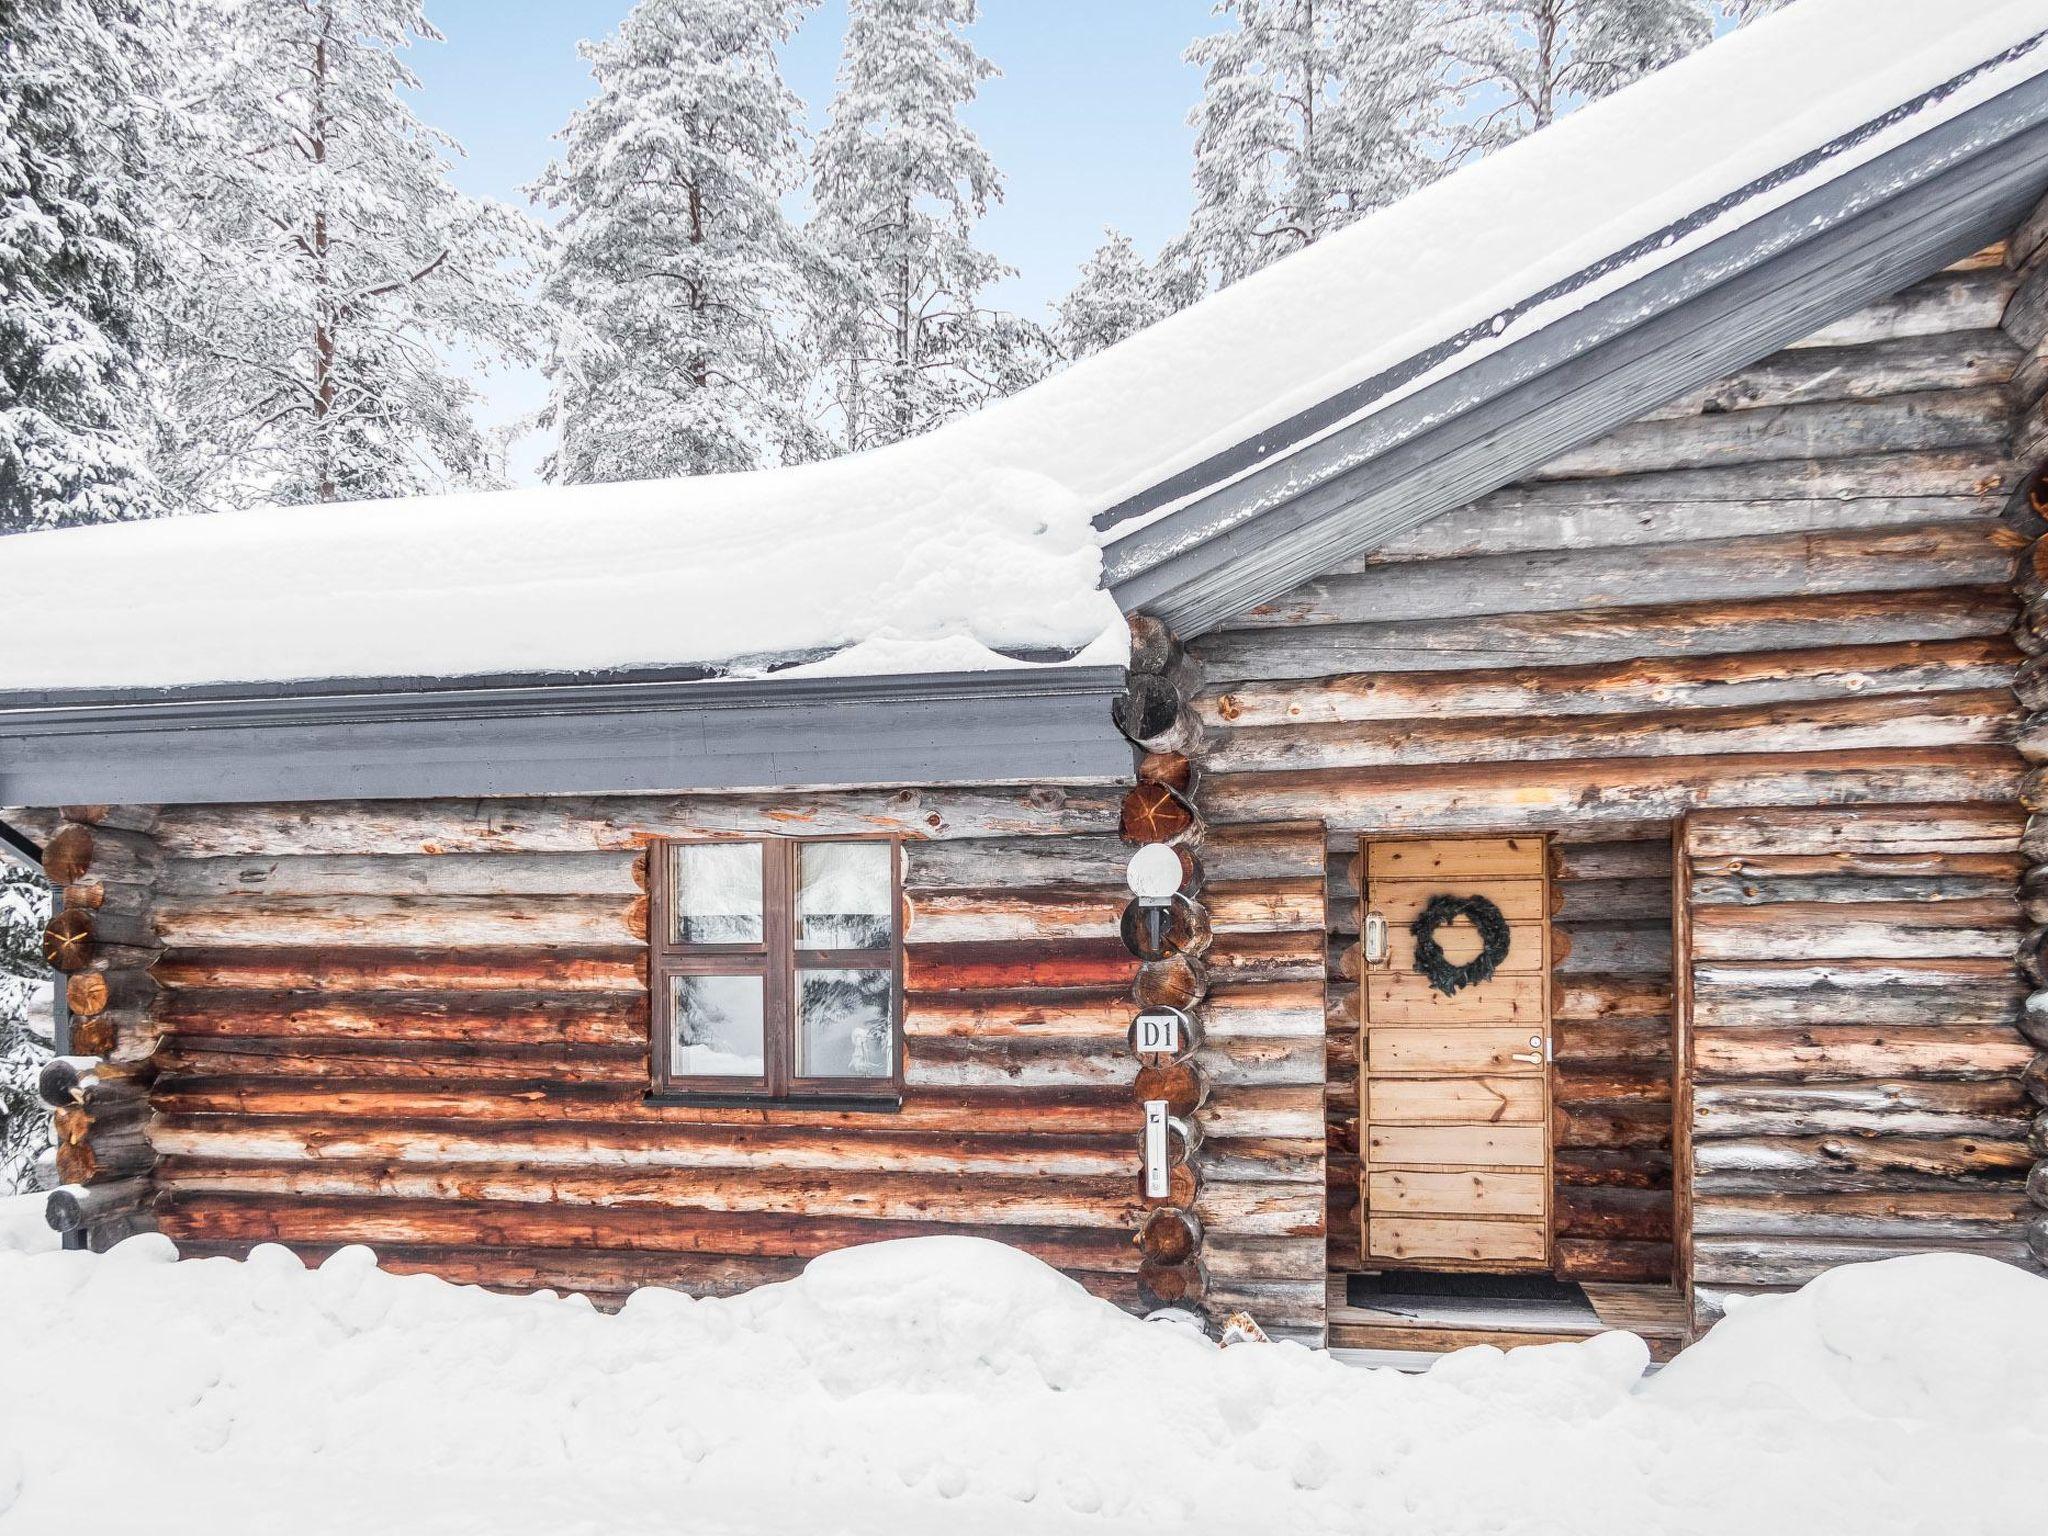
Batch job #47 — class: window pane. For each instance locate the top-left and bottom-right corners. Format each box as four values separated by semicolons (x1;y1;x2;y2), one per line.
669;974;765;1078
796;842;893;949
670;843;762;945
796;968;893;1079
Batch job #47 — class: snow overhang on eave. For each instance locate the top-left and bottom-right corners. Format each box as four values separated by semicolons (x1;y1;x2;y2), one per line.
0;665;1136;806
1102;53;2048;639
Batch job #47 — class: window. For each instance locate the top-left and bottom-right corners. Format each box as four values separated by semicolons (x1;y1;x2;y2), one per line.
649;838;901;1102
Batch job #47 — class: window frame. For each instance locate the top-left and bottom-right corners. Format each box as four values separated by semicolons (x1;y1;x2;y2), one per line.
648;835;904;1106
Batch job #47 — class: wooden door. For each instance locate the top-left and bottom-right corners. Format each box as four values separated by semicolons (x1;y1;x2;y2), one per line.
1360;835;1552;1270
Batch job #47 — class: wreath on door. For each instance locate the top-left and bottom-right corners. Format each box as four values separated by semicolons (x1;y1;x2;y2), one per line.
1410;893;1512;996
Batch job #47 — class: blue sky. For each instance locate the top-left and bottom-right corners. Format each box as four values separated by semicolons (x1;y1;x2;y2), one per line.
413;1;1222;471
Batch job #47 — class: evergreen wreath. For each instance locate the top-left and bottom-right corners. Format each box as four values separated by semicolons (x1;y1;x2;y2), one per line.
1410;894;1512;997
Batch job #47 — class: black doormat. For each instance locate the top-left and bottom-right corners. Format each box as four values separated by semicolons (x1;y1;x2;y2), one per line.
1348;1270;1590;1307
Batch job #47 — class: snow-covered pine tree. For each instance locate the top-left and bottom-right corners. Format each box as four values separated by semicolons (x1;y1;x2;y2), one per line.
1051;229;1199;361
1441;0;1717;151
149;0;541;509
535;0;827;482
1177;0;1450;290
0;0;159;532
0;863;52;1195
1722;0;1794;20
810;0;1042;452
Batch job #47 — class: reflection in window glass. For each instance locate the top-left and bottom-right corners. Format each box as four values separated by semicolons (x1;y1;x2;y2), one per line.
670;974;765;1076
796;968;892;1078
796;842;893;949
670;842;762;944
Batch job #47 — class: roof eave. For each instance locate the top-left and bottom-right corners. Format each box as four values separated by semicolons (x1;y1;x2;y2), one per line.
1105;60;2048;637
0;665;1135;806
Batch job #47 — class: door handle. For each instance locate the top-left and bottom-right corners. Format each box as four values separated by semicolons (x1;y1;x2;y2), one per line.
1509;1034;1547;1065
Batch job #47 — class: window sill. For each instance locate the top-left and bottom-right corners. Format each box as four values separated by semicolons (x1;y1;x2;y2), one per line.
644;1091;904;1114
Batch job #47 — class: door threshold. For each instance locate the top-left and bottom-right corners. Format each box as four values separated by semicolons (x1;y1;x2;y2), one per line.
1327;1275;1688;1361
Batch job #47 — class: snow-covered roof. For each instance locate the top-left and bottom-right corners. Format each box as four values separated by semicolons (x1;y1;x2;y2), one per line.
3;0;2046;700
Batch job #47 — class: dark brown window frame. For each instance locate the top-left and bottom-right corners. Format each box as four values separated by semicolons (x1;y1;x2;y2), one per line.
648;835;903;1107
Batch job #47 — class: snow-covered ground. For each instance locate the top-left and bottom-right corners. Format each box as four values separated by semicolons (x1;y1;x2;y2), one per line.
1;1233;2042;1534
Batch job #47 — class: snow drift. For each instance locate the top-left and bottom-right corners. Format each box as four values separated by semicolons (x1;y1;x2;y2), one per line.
0;1234;2043;1535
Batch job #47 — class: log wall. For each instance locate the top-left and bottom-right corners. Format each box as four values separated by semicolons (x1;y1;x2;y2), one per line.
131;788;1186;1307
1682;805;2035;1328
1185;244;2041;1300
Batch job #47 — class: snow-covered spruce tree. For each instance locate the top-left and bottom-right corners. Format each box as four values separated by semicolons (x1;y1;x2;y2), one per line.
0;0;159;532
1176;0;1451;290
1441;0;1716;151
149;0;540;508
1051;229;1199;361
810;0;1043;453
0;864;53;1195
535;0;826;482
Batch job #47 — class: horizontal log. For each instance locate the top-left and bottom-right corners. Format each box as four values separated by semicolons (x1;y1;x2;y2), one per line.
154;1193;1148;1271
159;990;649;1048
1235;521;2020;631
1692;1134;2031;1180
904;889;1126;945
1690;957;2022;1028
1691;1024;2033;1082
152;1115;1142;1175
66;969;157;1018
1692;871;2021;906
1197;822;1331;882
1204;690;2021;776
149;787;1125;859
1192;586;2015;683
41;824;158;885
1693;1079;2029;1137
908;940;1137;994
1691;1234;2029;1287
1362;488;2001;569
155;1038;646;1087
1551;1239;1672;1283
899;835;1127;892
149;1079;1145;1132
1534;387;2011;480
43;1176;150;1233
1198;747;2024;833
1790;267;2017;349
156;852;646;899
153;893;648;949
1554;1187;1673;1242
1643;331;2018;421
1553;1149;1674;1189
154;946;647;995
1194;637;2019;731
60;805;160;833
1688;899;2022;961
1691;1189;2030;1241
154;1159;1156;1230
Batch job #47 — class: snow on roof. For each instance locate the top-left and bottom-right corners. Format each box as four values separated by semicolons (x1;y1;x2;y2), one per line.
3;0;2044;696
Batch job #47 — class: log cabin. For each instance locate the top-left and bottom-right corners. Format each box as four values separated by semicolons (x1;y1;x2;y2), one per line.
5;1;2048;1358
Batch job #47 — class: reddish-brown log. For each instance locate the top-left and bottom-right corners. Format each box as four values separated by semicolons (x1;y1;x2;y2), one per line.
1120;782;1195;845
1136;1206;1201;1264
1133;1060;1207;1118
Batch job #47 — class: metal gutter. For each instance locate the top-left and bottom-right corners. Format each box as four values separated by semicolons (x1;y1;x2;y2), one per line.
1104;55;2048;636
0;665;1135;805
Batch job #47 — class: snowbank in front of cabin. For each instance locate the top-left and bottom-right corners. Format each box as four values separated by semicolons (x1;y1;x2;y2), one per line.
0;1236;2043;1536
5;0;2045;695
0;1193;55;1256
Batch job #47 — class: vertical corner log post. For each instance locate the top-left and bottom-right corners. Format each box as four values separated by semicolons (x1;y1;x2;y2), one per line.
1115;613;1214;1314
39;807;166;1250
2000;238;2048;1266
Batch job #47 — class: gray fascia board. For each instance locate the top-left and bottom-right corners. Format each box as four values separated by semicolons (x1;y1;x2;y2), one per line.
1106;67;2048;636
0;666;1134;805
